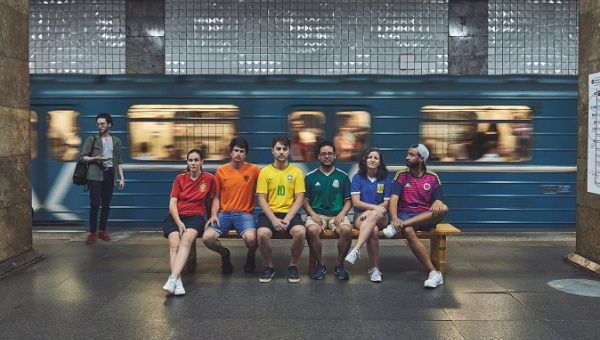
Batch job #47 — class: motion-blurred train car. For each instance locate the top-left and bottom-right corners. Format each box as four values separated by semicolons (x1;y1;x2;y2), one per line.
30;75;577;229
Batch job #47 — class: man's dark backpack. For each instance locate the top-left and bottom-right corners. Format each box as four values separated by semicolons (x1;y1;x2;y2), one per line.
73;136;96;186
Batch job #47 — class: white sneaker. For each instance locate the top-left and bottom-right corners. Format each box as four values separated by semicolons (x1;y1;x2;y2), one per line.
383;224;398;239
368;267;382;282
174;277;186;296
424;271;444;288
344;248;361;265
163;275;176;294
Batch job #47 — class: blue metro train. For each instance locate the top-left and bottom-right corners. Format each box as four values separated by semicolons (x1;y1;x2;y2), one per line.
30;75;577;229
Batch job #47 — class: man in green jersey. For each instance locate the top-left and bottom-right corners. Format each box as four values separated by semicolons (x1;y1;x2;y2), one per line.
304;141;353;280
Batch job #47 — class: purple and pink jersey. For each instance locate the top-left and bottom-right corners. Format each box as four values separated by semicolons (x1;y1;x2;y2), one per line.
392;167;443;214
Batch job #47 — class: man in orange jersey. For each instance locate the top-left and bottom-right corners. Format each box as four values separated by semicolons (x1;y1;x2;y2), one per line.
204;138;261;274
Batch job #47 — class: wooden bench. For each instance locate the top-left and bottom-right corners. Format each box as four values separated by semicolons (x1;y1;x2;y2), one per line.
185;223;461;274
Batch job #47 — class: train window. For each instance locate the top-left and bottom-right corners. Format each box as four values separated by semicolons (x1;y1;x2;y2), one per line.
288;111;326;161
420;105;533;162
30;111;38;160
334;111;371;161
127;104;239;161
47;110;81;161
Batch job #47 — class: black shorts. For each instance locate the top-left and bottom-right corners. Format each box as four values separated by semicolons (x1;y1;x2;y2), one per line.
162;214;206;238
257;212;304;236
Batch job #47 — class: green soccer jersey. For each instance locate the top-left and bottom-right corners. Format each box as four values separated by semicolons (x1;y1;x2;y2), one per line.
305;167;351;216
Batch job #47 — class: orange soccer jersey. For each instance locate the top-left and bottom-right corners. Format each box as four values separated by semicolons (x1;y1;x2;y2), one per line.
215;162;260;214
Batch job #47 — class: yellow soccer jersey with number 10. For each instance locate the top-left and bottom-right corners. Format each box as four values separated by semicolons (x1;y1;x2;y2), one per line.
256;164;305;213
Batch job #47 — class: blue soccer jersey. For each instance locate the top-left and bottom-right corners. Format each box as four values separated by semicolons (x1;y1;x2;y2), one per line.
350;173;393;214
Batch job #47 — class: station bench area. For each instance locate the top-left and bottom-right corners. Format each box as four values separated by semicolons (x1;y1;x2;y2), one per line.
186;223;461;275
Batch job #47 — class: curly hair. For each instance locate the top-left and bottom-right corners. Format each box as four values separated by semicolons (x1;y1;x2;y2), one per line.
358;147;388;180
229;137;249;154
96;112;113;125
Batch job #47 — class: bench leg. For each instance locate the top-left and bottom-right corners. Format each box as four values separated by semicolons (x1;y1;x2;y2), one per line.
184;239;197;273
429;235;447;274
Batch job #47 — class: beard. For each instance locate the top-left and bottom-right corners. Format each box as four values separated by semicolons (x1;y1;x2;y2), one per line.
406;160;418;168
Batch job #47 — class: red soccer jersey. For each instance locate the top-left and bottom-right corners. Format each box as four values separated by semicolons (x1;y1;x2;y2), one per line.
170;172;215;216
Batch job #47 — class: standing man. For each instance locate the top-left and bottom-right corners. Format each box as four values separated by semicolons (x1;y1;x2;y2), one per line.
304;141;353;280
385;144;449;288
203;138;261;274
256;136;306;283
81;112;125;244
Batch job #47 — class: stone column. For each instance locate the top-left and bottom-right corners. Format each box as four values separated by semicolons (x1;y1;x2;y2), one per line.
0;0;42;276
126;0;165;74
567;0;600;274
448;0;488;75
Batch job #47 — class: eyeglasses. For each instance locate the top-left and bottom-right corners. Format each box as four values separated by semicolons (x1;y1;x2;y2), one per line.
319;152;335;157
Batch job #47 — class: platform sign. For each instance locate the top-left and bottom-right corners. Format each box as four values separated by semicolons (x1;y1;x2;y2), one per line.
588;72;600;195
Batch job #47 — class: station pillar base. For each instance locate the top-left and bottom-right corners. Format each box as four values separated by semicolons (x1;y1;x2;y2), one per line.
0;249;45;278
566;252;600;276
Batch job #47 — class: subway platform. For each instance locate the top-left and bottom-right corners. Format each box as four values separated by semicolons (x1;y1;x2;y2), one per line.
1;230;599;339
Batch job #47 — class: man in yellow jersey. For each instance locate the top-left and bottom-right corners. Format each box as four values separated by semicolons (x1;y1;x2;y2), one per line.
204;138;261;274
256;136;306;283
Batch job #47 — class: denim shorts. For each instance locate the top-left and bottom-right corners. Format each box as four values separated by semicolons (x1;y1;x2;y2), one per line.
400;211;435;231
162;214;206;238
208;212;256;237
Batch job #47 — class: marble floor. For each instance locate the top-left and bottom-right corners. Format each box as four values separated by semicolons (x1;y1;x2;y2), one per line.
0;230;598;339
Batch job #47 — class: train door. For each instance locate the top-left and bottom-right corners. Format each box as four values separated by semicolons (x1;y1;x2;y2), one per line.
330;108;371;163
287;109;326;162
287;107;371;158
31;105;83;224
287;106;372;175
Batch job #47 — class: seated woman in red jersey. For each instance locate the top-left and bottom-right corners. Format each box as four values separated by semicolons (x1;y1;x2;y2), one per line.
162;148;215;296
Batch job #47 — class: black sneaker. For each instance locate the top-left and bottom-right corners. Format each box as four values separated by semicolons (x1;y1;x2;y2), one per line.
243;254;256;273
334;264;349;281
259;266;275;283
288;265;300;283
311;263;327;280
221;248;233;275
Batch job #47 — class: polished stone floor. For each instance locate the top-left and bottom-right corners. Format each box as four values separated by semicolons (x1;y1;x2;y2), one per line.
1;231;599;339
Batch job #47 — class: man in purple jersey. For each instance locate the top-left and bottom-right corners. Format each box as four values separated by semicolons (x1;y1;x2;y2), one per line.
386;144;449;288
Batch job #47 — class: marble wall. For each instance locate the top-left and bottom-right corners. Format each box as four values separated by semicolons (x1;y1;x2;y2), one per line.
576;0;600;265
0;0;38;270
126;0;165;74
448;0;487;75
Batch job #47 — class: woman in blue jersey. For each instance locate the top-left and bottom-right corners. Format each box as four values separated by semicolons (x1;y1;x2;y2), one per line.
344;147;393;282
